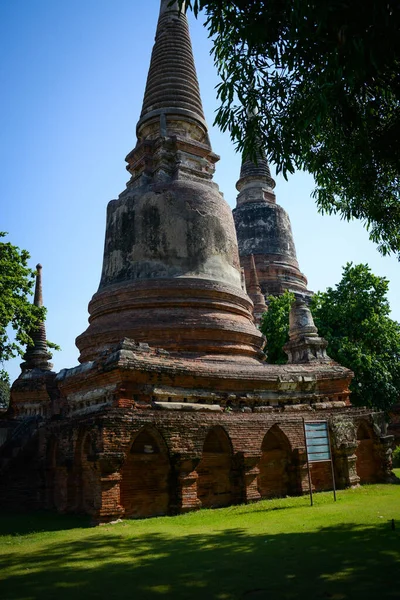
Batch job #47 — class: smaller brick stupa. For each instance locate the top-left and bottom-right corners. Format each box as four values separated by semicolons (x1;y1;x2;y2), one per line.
233;150;311;299
20;265;52;371
10;265;57;419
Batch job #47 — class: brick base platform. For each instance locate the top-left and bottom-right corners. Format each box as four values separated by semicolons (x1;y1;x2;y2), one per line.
0;401;393;522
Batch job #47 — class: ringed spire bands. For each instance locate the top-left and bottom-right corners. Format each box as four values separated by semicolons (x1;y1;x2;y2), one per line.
237;151;276;204
136;0;208;143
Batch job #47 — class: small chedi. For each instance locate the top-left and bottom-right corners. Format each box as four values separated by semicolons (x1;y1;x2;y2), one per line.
0;0;393;521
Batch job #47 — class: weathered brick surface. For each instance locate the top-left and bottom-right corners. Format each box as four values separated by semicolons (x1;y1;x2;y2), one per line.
354;421;382;484
310;462;334;491
196;427;237;508
0;405;392;521
120;428;171;517
258;448;290;497
257;425;298;498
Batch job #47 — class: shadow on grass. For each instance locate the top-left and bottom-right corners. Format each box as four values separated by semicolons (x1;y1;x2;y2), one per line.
0;511;91;536
1;521;399;600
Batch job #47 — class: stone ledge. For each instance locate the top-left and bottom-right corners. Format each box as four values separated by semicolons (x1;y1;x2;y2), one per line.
312;401;347;410
153;401;222;412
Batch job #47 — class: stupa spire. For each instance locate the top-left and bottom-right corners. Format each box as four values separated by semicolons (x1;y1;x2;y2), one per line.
126;0;217;187
159;0;181;14
236;149;276;206
21;264;52;372
136;0;207;140
33;262;43;306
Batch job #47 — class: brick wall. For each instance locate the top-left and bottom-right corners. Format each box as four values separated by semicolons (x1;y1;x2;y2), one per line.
0;406;390;521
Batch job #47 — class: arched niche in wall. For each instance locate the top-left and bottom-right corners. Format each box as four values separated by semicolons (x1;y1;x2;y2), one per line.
120;427;171;519
197;425;235;509
355;421;379;484
72;431;101;515
258;425;292;498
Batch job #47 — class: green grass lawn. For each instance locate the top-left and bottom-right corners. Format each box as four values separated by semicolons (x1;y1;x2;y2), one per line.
1;484;400;600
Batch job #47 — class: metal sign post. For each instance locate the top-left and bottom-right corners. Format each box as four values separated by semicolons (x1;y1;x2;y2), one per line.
327;424;337;502
302;418;313;506
303;419;337;505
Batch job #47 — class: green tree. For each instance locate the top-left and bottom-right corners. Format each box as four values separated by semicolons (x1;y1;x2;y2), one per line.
260;290;294;364
310;263;400;411
0;379;10;408
258;264;400;411
0;233;49;383
182;0;400;258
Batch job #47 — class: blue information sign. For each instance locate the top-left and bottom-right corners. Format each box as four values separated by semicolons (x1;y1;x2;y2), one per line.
303;419;336;504
304;421;331;462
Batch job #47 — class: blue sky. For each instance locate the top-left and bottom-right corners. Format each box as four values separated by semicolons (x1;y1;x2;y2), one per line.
2;0;399;382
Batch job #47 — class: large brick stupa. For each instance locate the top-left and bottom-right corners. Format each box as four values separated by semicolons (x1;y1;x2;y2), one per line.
76;0;263;363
